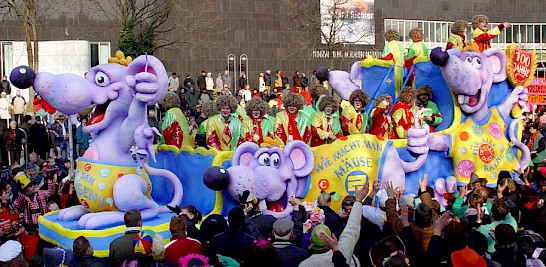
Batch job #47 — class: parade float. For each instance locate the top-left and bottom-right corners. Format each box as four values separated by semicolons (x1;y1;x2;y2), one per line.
7;42;534;255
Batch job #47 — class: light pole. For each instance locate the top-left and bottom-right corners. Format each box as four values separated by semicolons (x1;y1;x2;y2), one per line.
17;128;27;170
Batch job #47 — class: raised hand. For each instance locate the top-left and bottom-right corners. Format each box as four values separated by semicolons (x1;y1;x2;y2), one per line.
433;211;452;236
460;185;468;198
319;232;339;252
419;173;429;192
385;181;396;199
355;182;370;202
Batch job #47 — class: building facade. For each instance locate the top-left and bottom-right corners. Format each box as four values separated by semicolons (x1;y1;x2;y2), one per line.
1;0;545;86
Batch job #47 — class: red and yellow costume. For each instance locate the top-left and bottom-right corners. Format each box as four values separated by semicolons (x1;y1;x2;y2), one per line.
368;97;392;140
242;115;275;145
274;110;311;145
390;102;415;139
205;114;244;151
472;25;504;52
311;111;343;147
382;40;404;93
340;105;368;135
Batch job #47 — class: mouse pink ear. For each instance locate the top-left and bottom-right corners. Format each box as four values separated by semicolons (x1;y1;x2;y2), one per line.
283;141;314;177
482;48;507;83
232;142;260;167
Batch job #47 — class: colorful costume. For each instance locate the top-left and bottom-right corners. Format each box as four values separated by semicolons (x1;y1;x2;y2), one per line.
418;100;442;132
390;102;415;139
472;25;504;52
369;106;391;140
310;111;342;146
382;40;404;93
242;115;275;145
13;176;55;228
274;110;311;145
450;108;519;184
340;105;368;135
205;114;244;151
405;41;429;68
446;34;467;50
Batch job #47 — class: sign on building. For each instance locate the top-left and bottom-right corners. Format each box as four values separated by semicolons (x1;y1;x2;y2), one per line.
320;0;375;45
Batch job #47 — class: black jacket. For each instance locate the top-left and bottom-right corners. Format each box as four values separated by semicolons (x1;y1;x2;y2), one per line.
1;80;10;95
319;205;344;238
109;229;140;266
206;227;256;263
69;255;111;267
273;241;309;267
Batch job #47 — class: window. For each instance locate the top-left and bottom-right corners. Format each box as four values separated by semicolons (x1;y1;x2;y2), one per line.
90;42;110;67
1;42;13;78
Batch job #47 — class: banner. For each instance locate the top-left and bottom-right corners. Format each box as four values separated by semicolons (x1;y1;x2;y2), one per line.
506;43;537;87
306;134;389;211
527;78;546;104
320;0;375;45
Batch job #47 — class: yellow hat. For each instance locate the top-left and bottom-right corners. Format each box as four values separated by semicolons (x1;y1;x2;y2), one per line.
14;172;31;189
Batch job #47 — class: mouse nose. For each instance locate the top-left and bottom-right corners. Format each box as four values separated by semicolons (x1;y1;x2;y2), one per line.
10;66;36;89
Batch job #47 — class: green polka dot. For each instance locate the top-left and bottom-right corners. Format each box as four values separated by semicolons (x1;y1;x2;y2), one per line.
100;168;110;178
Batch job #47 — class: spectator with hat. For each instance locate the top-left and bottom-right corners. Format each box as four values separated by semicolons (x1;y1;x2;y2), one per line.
271;217;308;267
13;170;55;232
206;207;256;263
127;229;175;266
451;247;486;267
299;183;367;267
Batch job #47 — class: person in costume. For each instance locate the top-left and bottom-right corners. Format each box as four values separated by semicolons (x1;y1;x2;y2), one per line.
390;87;417;139
368;94;393;140
196;100;218;148
311;95;343;146
405;28;429;67
340;89;370;135
205;95;244;151
446;20;468;50
274;93;312;145
13;170;56;232
529;123;546;171
405;28;429;86
381;29;404;94
416;84;442;132
471;14;510;52
242;98;275;145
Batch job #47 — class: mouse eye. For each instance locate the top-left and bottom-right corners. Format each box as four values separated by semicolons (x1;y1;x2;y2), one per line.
258;153;270;166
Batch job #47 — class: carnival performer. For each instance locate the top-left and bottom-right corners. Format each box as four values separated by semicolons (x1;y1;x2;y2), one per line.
368;94;393;140
205;95;244;151
196;100;217;148
471;14;510;52
274;93;312;145
390;87;417;139
446;20;468;50
416;84;442;132
242;98;275;145
381;28;404;94
405;28;429;86
311;95;343;146
405;27;429;68
340;90;370;135
13;170;55;232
